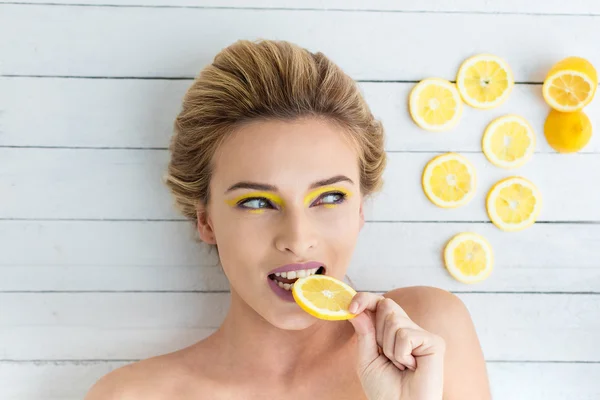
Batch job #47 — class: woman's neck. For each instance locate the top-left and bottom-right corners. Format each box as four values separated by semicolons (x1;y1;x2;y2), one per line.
204;289;356;382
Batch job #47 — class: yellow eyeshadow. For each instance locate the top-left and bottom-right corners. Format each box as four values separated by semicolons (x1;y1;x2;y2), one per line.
225;192;285;208
247;209;266;214
304;186;352;207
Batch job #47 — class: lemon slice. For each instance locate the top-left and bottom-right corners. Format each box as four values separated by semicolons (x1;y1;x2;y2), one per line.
486;177;542;231
444;232;494;284
422;153;477;208
482;115;536;169
292;275;357;321
409;78;463;131
542;56;598;112
456;54;514;109
544;109;592;153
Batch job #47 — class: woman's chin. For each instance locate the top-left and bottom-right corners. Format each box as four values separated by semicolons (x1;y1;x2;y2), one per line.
264;308;319;331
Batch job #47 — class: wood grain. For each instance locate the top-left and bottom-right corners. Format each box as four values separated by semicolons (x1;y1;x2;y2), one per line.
3;0;600;15
2;5;600;80
1;149;599;221
1;292;598;361
1;221;598;292
2;78;599;152
1;360;598;400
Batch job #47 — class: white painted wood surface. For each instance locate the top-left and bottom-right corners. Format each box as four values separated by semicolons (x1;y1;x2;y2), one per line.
2;293;599;361
2;149;600;222
2;78;600;152
2;0;600;15
2;361;599;400
3;5;600;81
1;2;599;399
2;221;599;292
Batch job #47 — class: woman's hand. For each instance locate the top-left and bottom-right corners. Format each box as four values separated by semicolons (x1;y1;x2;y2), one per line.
348;292;446;400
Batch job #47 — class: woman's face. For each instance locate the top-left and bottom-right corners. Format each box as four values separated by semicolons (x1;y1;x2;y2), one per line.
201;118;365;330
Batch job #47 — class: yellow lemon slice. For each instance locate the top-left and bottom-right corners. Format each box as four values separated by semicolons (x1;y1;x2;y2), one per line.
544;109;592;153
422;153;477;208
542;56;598;112
292;274;357;321
486;177;542;231
409;78;463;131
456;54;514;109
444;232;494;284
482;115;536;169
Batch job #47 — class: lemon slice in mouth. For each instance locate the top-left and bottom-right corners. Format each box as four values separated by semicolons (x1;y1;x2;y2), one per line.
292;275;357;321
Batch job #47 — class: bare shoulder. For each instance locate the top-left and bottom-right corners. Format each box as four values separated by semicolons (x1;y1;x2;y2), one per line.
384;286;492;399
84;349;204;400
383;285;470;332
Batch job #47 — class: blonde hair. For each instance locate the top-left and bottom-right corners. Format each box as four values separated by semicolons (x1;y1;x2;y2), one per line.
165;39;386;228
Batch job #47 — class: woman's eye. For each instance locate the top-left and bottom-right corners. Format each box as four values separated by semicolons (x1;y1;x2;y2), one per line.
313;192;347;206
238;198;273;210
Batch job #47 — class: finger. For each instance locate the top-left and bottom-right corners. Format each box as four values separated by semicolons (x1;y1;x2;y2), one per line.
393;328;419;371
408;329;447;358
349;292;384;315
381;312;406;371
381;312;417;371
375;299;394;346
375;298;418;346
347;310;379;370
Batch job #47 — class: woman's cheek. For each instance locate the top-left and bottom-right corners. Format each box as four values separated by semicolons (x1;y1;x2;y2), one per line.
316;208;360;234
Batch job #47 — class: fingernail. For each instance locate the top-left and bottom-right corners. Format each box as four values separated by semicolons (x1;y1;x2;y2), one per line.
349;302;358;313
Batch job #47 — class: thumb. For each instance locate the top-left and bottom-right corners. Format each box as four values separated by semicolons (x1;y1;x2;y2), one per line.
348;311;380;368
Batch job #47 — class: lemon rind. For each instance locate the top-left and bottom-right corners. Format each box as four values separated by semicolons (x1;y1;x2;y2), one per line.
422;153;477;208
291;275;357;321
456;54;514;110
482;114;536;169
486;177;542;232
542;70;597;112
409;78;464;132
444;232;494;284
544;109;592;153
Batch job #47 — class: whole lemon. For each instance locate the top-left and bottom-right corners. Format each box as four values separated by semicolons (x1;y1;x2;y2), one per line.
544;109;592;153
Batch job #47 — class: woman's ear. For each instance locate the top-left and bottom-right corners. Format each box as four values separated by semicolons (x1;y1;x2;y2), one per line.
359;198;365;231
196;207;217;245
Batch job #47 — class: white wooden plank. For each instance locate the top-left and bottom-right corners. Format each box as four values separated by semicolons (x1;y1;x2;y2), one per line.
1;221;599;292
376;152;600;223
1;361;599;400
3;78;599;153
488;363;600;400
0;293;223;360
2;6;600;80
1;293;598;361
2;1;600;15
0;361;122;400
1;149;599;222
0;78;186;149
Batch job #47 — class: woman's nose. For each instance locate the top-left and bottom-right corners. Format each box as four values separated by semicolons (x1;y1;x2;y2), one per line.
274;208;317;256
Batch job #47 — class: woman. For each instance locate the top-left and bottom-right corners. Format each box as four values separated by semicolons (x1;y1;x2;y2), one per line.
86;40;491;399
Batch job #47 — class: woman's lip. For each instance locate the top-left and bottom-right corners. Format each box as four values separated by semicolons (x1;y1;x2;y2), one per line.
268;261;324;275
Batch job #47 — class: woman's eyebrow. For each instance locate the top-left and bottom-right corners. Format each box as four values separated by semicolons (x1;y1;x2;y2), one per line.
225;182;276;193
308;175;354;189
225;175;354;194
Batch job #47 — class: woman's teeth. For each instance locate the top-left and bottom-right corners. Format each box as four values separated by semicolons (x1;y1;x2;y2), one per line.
271;267;322;291
274;268;320;279
277;281;294;291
